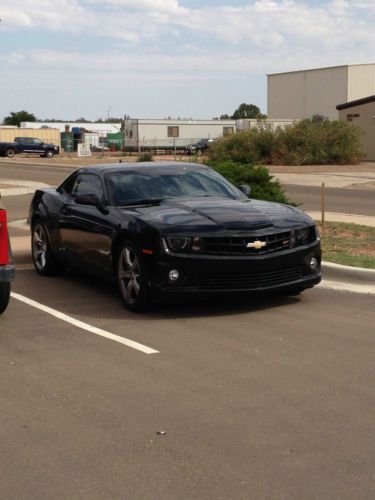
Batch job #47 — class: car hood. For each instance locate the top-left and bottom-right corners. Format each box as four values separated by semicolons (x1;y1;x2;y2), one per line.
119;197;313;233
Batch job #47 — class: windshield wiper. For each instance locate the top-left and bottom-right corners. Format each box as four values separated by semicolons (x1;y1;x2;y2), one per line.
119;198;166;207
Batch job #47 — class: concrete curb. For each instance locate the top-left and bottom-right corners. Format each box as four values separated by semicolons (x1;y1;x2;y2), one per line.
322;262;375;285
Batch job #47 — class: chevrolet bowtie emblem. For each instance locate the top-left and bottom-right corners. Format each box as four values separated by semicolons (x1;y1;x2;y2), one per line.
247;240;267;250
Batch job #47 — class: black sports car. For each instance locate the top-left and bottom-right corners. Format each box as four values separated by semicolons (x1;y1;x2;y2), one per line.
29;162;321;311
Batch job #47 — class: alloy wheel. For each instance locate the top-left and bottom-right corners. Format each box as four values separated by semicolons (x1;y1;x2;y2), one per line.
118;246;141;304
32;224;47;271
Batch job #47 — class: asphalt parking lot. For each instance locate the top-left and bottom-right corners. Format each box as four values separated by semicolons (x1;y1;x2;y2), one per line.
2;264;375;499
1;159;375;499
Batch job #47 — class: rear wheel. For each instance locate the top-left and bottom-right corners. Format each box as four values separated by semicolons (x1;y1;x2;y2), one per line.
32;221;64;276
5;148;15;158
0;282;11;314
117;240;150;312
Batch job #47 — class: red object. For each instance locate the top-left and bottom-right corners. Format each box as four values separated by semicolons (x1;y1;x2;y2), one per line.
0;210;9;265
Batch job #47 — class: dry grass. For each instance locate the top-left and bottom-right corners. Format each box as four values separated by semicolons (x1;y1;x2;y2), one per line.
317;222;375;269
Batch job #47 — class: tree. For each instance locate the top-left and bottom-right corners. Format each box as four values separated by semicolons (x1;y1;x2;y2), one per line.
3;110;37;126
231;103;266;119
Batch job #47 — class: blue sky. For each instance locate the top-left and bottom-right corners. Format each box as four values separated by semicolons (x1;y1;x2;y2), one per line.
0;0;374;121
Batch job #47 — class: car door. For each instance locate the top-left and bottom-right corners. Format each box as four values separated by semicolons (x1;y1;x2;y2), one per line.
58;173;115;273
30;138;45;154
19;138;33;153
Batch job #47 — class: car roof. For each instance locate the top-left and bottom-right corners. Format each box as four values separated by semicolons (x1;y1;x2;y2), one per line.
74;162;211;175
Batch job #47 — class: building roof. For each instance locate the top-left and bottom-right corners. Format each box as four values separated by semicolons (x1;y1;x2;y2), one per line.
267;62;375;77
336;95;375;110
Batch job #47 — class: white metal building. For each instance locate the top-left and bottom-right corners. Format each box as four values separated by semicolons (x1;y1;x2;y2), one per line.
20;121;122;136
236;118;298;131
268;63;375;120
337;95;375;161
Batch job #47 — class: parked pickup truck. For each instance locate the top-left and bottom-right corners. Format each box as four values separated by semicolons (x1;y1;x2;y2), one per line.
0;137;60;158
0;198;15;314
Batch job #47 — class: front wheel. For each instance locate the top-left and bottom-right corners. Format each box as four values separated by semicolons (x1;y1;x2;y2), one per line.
0;282;11;314
117;240;151;312
45;151;54;158
32;221;64;276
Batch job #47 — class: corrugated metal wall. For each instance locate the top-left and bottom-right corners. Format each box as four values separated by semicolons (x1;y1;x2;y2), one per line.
0;128;61;148
348;64;375;102
268;66;348;120
338;100;375;161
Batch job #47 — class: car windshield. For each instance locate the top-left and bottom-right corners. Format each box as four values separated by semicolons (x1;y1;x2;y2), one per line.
105;168;245;206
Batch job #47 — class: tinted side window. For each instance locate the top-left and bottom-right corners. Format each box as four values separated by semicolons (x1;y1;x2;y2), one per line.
73;174;105;201
60;174;76;195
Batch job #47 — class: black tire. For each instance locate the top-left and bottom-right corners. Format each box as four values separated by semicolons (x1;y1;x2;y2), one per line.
116;240;151;312
5;148;15;158
32;220;64;276
45;151;54;158
0;282;11;314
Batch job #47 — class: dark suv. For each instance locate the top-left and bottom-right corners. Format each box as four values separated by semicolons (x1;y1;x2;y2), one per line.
14;137;60;158
0;198;15;314
185;138;214;156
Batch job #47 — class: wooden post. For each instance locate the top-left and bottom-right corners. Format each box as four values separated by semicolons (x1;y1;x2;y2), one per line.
321;182;325;233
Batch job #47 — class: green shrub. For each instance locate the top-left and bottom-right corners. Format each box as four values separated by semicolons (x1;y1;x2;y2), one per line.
275;119;363;165
208;124;276;164
208;119;363;165
206;160;292;204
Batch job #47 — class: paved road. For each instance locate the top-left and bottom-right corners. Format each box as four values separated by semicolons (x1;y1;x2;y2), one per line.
284;184;375;215
1;268;375;499
1;161;374;219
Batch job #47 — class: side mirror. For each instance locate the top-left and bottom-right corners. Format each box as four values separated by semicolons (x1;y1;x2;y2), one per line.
75;193;109;214
239;184;251;197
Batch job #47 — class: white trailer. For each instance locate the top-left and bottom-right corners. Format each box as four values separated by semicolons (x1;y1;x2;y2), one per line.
124;118;236;151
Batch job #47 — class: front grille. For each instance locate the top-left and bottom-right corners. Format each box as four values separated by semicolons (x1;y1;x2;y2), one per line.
197;267;303;290
201;227;316;256
202;232;292;255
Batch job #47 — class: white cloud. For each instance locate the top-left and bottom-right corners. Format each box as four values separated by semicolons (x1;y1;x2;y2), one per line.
90;0;183;13
0;1;374;119
1;0;374;52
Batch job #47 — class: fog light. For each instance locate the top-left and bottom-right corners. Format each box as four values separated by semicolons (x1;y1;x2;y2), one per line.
310;257;319;271
169;269;180;282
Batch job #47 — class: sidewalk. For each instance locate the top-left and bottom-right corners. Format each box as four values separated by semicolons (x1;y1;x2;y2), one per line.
270;171;375;190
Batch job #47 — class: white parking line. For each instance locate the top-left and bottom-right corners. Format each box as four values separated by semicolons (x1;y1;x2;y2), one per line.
11;292;160;355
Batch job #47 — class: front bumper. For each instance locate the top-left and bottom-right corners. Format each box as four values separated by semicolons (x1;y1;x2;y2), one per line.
149;243;321;297
0;264;15;282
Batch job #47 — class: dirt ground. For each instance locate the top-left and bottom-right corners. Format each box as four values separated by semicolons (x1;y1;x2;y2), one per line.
1;154;374;174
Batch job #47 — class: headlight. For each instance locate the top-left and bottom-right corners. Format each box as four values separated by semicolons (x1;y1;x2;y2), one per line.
296;228;310;244
290;226;316;247
166;237;192;252
165;236;203;253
